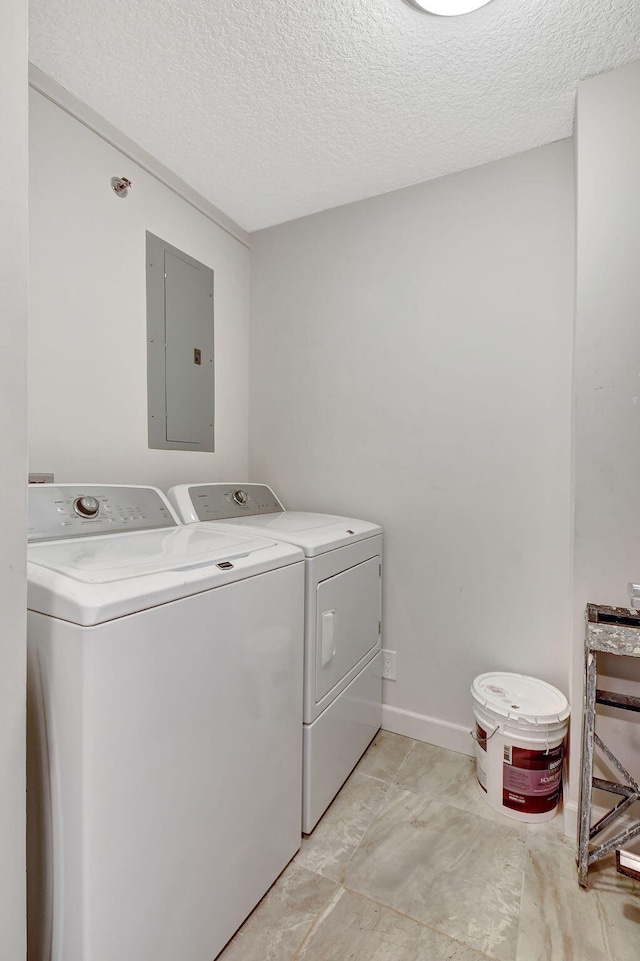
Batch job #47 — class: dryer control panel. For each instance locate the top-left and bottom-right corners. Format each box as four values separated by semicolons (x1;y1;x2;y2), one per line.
184;484;284;521
28;485;178;542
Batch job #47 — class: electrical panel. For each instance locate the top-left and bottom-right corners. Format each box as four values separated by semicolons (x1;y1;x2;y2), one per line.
146;232;214;451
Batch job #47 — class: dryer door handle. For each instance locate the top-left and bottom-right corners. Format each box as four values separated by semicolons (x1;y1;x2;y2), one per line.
321;610;337;668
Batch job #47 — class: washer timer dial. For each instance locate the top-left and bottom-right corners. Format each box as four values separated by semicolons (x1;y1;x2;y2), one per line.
232;489;249;506
73;495;100;518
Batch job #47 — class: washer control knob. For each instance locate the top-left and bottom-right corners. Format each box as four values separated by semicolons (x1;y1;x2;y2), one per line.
73;495;100;518
232;489;249;506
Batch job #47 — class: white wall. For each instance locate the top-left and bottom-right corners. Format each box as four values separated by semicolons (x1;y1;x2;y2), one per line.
249;141;575;753
29;90;250;489
0;0;28;956
569;60;640;830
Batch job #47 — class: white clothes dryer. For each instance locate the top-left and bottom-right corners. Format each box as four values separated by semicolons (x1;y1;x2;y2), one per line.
27;484;304;961
168;483;383;833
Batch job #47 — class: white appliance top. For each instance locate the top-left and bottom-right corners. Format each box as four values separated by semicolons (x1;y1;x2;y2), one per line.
29;526;281;583
27;485;303;625
168;483;381;557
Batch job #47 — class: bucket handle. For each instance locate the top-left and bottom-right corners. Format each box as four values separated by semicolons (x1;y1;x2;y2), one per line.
470;725;498;744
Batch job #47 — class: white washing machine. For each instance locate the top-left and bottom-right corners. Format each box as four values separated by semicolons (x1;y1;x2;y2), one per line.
168;483;383;833
26;484;304;961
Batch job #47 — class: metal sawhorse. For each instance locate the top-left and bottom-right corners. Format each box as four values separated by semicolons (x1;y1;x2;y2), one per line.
577;603;640;887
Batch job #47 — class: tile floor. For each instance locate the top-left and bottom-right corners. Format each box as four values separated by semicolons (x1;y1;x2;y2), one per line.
217;732;640;961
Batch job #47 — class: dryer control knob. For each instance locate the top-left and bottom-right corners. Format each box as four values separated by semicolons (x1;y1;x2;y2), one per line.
73;495;100;518
232;489;249;506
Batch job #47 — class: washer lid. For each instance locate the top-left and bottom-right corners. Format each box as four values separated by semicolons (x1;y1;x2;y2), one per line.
471;672;570;724
27;525;277;583
27;524;304;625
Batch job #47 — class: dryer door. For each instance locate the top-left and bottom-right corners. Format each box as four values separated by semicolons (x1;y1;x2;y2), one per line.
315;556;381;704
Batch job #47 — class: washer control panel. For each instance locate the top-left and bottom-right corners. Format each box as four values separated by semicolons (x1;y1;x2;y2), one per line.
28;485;178;542
187;484;283;521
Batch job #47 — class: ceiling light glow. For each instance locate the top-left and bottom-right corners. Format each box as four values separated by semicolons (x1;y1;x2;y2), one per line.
406;0;494;15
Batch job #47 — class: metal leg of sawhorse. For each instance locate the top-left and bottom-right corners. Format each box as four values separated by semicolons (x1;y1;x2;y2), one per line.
577;645;597;887
576;604;640;889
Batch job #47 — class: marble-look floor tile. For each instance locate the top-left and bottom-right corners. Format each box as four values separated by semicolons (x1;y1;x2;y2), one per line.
516;837;640;961
394;739;528;833
216;861;336;961
354;730;415;783
525;801;573;849
295;771;389;881
296;887;493;961
344;788;525;961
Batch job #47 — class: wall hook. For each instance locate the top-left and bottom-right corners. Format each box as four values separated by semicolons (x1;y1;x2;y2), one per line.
111;176;132;198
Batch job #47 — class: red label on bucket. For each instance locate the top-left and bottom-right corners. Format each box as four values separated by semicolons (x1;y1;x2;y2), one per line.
502;743;563;814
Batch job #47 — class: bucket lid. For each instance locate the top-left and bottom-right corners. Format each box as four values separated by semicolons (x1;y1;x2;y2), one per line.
471;672;570;725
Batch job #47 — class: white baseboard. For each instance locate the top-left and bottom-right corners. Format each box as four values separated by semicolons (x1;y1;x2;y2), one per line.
563;799;578;841
381;704;474;757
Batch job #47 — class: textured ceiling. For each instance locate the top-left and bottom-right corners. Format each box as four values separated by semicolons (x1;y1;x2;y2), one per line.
30;0;640;231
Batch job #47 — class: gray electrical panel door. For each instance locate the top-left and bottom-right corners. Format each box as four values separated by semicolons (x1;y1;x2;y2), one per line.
146;232;214;451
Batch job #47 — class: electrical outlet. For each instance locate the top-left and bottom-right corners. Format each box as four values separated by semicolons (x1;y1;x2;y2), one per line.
382;649;396;681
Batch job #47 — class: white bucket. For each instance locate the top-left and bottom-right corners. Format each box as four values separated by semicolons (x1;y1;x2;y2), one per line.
471;672;570;823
